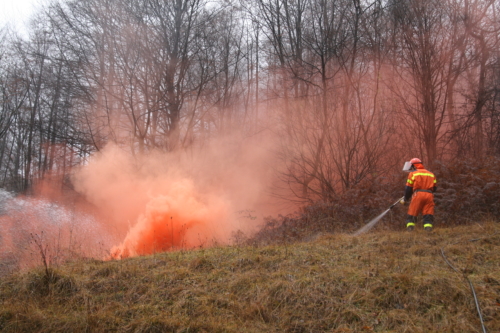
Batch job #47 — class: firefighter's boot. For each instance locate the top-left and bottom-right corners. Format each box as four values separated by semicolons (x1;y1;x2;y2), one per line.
423;215;433;232
406;215;417;232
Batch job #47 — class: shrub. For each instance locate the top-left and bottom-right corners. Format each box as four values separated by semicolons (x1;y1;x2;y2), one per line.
433;156;500;224
250;157;500;245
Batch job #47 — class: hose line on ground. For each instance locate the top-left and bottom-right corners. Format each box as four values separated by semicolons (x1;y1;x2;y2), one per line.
440;247;487;333
440;232;499;333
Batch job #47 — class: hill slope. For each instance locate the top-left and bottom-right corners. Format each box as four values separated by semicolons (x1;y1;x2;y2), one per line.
1;223;499;332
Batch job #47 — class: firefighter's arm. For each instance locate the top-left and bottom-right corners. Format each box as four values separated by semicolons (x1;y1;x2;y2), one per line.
404;185;413;201
401;173;414;205
400;185;413;205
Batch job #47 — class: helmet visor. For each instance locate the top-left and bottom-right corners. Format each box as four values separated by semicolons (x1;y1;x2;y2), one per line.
402;161;413;172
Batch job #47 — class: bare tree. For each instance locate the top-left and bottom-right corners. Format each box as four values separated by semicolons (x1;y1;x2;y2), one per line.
388;0;459;166
460;0;498;158
0;0;499;206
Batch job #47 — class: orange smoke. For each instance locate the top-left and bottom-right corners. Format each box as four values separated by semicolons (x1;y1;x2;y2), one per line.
0;186;114;274
110;179;228;259
72;135;287;260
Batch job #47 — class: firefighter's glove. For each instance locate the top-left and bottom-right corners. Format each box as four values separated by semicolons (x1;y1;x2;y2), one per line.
400;199;406;206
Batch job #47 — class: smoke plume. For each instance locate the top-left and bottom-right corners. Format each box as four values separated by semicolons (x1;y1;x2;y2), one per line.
72;133;286;259
0;188;111;275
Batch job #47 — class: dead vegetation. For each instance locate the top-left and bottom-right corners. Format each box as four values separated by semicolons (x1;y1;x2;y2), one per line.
1;222;499;332
250;157;500;246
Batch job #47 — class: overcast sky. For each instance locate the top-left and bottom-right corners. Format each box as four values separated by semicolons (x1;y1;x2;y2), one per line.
0;0;48;37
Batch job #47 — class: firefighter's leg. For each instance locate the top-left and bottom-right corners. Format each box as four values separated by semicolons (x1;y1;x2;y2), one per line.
422;194;435;231
406;194;422;231
423;215;434;231
406;214;417;231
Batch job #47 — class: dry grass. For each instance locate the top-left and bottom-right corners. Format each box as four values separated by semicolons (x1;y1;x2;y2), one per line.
1;222;499;332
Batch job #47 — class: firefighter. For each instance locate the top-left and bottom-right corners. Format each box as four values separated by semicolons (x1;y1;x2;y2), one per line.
400;158;437;232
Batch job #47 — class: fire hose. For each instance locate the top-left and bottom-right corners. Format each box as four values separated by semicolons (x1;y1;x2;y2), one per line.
440;233;499;333
354;195;492;332
352;196;404;236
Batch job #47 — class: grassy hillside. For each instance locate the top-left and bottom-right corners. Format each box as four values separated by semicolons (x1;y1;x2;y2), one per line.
1;222;499;333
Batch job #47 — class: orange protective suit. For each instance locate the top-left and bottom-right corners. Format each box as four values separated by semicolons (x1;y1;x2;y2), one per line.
404;163;437;229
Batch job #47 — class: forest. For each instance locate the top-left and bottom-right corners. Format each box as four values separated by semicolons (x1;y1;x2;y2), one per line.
0;0;499;227
1;2;500;330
